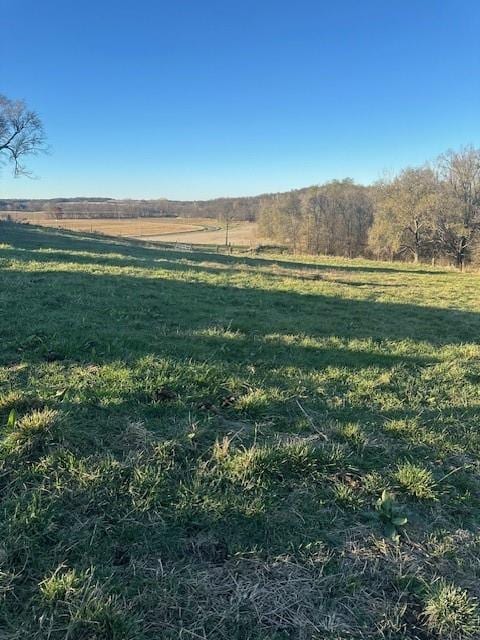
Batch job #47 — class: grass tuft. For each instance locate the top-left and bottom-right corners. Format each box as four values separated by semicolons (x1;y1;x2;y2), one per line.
423;579;480;639
2;407;60;456
35;567;138;640
394;461;437;500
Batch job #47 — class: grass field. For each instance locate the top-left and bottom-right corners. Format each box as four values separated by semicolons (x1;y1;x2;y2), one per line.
1;213;260;246
0;221;479;639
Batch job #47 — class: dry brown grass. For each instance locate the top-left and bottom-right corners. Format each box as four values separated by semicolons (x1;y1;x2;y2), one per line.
139;221;260;246
21;216;206;236
154;556;337;639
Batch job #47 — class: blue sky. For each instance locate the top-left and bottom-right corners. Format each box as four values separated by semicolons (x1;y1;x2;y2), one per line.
1;0;480;199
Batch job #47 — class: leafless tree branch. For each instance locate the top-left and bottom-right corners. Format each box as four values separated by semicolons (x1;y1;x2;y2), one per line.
0;94;47;177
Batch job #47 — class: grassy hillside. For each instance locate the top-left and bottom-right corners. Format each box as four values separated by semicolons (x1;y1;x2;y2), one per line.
1;221;480;639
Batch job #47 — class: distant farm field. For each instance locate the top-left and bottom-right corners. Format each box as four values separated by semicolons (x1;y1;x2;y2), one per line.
138;220;259;246
35;217;206;236
1;221;480;639
1;212;260;246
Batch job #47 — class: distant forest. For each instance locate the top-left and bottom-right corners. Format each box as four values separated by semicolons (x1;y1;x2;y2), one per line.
3;146;480;268
0;194;262;221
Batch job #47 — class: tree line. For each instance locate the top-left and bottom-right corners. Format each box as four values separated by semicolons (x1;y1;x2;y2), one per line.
0;194;266;222
258;147;480;269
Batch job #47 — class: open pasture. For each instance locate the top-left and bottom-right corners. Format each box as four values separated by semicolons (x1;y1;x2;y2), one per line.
0;222;479;639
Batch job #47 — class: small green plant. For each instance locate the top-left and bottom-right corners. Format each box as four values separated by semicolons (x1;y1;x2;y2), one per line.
37;567;138;638
376;490;408;541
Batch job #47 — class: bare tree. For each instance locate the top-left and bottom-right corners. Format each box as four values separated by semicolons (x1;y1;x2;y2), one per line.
303;187;329;254
279;192;303;253
43;202;64;220
437;147;480;270
369;168;439;263
0;95;46;176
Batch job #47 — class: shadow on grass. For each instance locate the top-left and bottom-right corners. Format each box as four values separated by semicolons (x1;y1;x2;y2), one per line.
2;224;480;640
0;224;477;382
0;262;477;369
1;223;479;449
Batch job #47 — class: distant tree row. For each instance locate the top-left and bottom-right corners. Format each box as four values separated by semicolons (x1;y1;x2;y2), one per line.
0;195;263;221
258;147;480;269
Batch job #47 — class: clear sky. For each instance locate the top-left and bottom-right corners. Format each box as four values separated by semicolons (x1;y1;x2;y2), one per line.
1;0;480;200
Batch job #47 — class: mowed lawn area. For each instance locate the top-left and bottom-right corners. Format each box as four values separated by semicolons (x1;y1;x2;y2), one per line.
1;222;480;639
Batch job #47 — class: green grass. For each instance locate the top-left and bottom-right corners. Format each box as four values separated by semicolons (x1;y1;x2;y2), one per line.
1;220;480;639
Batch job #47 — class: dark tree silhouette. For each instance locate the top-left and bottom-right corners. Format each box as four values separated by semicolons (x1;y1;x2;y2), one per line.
0;94;46;176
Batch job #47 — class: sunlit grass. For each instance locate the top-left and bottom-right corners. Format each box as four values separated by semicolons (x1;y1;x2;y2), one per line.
0;221;479;639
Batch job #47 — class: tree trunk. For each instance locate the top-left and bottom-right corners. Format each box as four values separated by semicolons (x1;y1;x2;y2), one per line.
457;236;468;271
